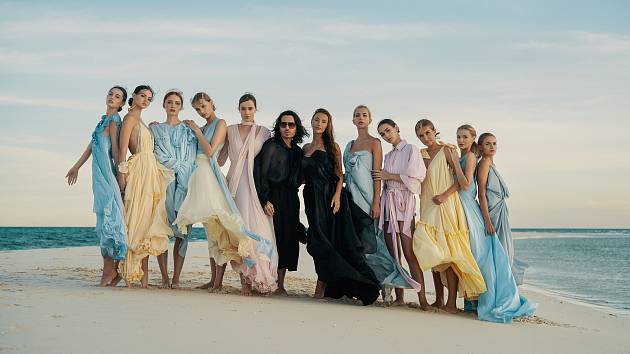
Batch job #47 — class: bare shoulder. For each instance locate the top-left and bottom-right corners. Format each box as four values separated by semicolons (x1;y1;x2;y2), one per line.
216;118;227;127
369;136;382;148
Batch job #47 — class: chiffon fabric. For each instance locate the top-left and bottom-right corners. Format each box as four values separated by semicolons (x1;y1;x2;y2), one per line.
173;118;254;268
343;141;410;289
225;124;278;293
486;164;526;285
150;122;197;257
303;150;380;305
378;140;425;291
412;145;486;299
118;122;174;282
459;156;536;322
254;138;306;271
91;113;127;260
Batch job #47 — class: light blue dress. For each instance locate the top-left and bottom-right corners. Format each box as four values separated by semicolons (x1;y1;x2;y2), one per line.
343;142;410;289
486;163;526;285
91;113;127;260
459;155;536;322
151;122;197;257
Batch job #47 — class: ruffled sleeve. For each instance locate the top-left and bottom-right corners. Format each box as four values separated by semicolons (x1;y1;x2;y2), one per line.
399;144;425;194
102;113;121;127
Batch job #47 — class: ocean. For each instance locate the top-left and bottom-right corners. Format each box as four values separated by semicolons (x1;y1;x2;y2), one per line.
1;227;628;312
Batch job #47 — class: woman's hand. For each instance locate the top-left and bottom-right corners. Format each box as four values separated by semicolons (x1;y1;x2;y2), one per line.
448;147;459;165
372;169;391;181
117;174;126;196
484;220;495;236
331;194;341;214
183;120;202;135
371;201;381;220
65;167;79;185
263;201;275;216
432;193;447;205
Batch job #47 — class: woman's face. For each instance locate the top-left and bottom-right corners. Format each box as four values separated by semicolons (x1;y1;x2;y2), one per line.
192;99;214;119
377;123;399;145
163;94;182;116
311;112;328;135
239;100;256;122
456;128;475;151
106;88;125;111
416;125;436;147
480;135;497;157
352;107;370;129
133;89;153;109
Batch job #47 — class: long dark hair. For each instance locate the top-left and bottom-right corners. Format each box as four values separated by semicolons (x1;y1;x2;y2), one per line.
312;108;340;174
128;85;154;108
109;86;127;112
272;110;309;144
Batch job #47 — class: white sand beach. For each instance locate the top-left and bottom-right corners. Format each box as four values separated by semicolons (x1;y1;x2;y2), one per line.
1;242;629;354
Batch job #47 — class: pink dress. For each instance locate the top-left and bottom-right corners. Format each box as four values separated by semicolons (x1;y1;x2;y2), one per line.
378;139;426;290
225;124;278;293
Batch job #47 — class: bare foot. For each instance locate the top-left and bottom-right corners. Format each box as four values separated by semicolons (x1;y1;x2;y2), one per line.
441;305;460;314
313;290;325;299
209;284;223;293
390;299;406;307
108;274;122;287
158;279;170;289
196;281;213;289
241;283;253;296
140;279;148;288
430;300;444;308
274;288;288;296
99;270;117;287
171;282;180;289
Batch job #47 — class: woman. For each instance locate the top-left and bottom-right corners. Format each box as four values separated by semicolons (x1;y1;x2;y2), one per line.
412;119;485;313
254;110;307;295
150;89;197;289
344;107;411;304
447;125;536;322
374;119;429;309
174;92;255;293
477;132;526;285
117;85;174;287
65;86;128;287
303;108;380;306
218;93;278;295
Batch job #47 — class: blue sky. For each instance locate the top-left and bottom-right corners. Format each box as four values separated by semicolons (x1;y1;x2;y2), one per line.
1;1;629;227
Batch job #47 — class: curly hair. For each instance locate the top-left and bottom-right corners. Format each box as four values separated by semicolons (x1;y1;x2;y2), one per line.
272;110;309;144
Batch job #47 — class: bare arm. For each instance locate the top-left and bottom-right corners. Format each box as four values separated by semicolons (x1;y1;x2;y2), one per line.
451;150;475;191
477;158;495;235
109;121;120;166
331;143;343;214
65;142;92;185
371;139;383;219
116;114;135;192
186;119;227;158
218;138;229;166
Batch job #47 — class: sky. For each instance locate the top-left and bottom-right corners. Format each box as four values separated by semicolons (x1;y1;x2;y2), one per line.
1;0;629;227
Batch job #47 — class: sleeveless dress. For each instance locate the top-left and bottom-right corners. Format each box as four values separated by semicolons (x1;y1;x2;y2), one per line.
151;122;197;257
486;164;526;285
254;138;306;271
378;140;425;291
225;124;278;293
91;113;127;260
173;118;254;269
459;156;536;322
118;122;174;283
303;150;380;305
412;146;486;299
343;141;410;289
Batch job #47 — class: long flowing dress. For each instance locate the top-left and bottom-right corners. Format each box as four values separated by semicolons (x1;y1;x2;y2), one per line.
91;113;127;260
378;140;424;291
173;118;254;268
459;156;536;322
254;138;306;271
151;123;197;257
486;164;526;285
303;150;380;305
118;122;174;282
343;141;410;289
412;145;486;299
225;124;278;293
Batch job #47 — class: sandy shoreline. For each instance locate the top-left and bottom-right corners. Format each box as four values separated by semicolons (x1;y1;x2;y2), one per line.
2;242;629;354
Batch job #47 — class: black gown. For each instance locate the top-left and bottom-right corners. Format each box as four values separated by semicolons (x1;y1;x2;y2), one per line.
302;150;380;305
254;138;306;271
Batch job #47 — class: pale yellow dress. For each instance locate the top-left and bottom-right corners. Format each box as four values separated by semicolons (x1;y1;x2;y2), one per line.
118;122;174;283
412;145;486;299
